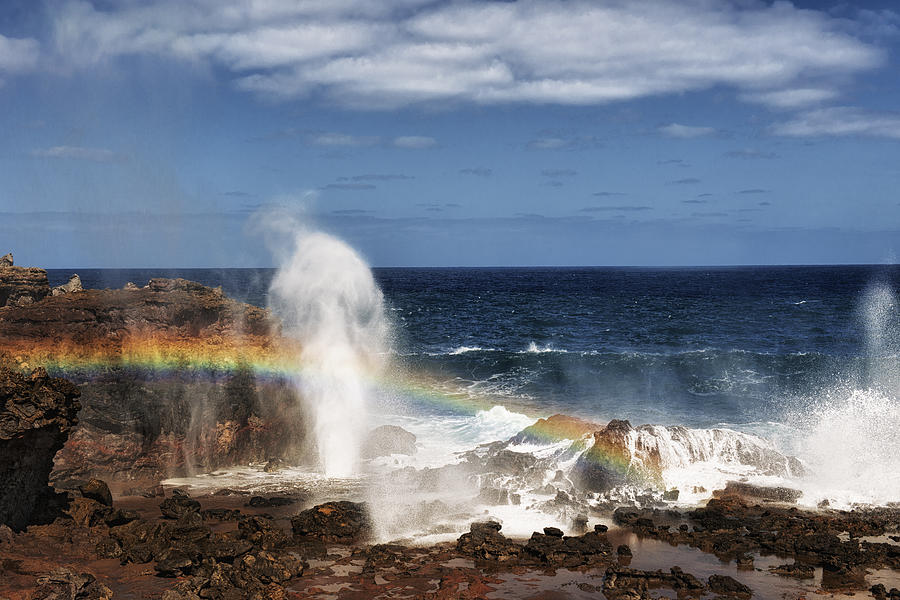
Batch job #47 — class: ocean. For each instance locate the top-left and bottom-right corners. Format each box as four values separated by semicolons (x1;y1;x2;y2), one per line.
49;265;900;515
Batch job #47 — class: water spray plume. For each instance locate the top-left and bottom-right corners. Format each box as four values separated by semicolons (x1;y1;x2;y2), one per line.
267;221;389;478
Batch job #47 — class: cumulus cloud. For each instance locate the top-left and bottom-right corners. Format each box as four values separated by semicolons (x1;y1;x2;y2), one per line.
46;0;883;108
659;123;716;138
772;106;900;139
30;145;122;162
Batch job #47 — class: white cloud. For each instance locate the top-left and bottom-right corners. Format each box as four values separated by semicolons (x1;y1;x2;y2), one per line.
741;87;838;109
0;34;40;73
772;106;900;139
31;145;122;161
48;0;883;109
659;123;716;138
393;135;436;149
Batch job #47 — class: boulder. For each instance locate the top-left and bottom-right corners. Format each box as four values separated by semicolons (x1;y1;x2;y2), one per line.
707;574;752;598
80;478;113;506
290;501;370;543
456;521;521;562
160;489;202;519
0;367;81;530
51;273;83;296
715;481;802;503
0;253;12;267
362;425;417;458
572;420;663;492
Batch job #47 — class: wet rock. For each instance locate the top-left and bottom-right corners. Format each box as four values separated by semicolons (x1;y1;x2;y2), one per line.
476;486;509;505
201;508;242;521
572;420;663;492
263;458;285;473
362;424;417;458
238;515;292;550
821;558;867;590
160;489;201;519
510;414;600;445
707;574;752;598
663;489;680;501
0;367;81;530
235;551;303;584
603;566;704;599
716;481;802;503
79;478;113;506
769;563;814;578
486;449;537;475
290;500;370;543
246;495;297;508
457;520;521;562
523;528;613;567
51;274;83;296
617;544;632;557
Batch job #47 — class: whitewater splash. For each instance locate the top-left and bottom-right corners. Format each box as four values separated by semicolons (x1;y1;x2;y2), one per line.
268;226;390;477
787;281;900;507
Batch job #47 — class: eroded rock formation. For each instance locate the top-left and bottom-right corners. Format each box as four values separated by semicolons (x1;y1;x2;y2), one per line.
0;255;50;307
0;366;81;531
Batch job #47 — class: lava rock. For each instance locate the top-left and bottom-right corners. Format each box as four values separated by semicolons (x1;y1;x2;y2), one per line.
457;520;521;562
0;367;81;530
708;574;752;598
51;274;83;296
290;501;370;543
80;478;113;506
160;489;201;519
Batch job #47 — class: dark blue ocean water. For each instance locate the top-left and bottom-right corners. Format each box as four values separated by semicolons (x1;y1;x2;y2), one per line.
49;266;900;429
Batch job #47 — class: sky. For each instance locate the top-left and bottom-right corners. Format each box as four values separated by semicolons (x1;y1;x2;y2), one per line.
0;0;899;268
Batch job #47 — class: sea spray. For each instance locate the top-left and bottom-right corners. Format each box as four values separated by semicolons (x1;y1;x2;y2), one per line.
790;281;900;506
267;226;390;477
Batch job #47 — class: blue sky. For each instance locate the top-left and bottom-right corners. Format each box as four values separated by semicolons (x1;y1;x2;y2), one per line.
1;0;899;267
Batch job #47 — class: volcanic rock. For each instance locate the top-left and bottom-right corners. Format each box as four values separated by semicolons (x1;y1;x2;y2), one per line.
457;520;521;562
0;264;50;307
79;478;113;506
510;413;601;445
362;424;417;458
716;481;802;503
291;501;370;543
0;367;81;530
160;489;201;519
707;574;752;598
572;420;663;492
51;274;83;296
0;253;12;267
602;566;705;598
31;568;113;600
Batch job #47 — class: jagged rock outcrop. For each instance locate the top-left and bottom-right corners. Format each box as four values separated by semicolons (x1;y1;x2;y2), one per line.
0;252;12;267
291;501;371;543
572;419;664;492
0;367;81;531
0;261;50;307
51;273;83;296
0;276;312;483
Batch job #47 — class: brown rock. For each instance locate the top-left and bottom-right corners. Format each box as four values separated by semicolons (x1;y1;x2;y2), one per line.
0;367;81;530
0;265;49;307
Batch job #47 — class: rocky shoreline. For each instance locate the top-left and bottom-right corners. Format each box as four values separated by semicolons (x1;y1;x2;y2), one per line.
2;256;900;598
1;483;899;599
